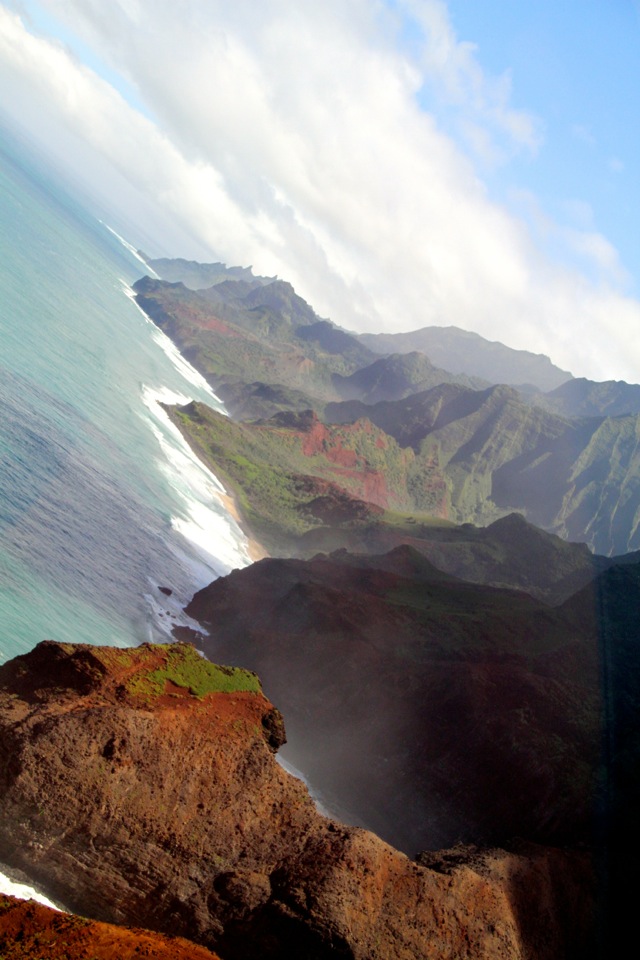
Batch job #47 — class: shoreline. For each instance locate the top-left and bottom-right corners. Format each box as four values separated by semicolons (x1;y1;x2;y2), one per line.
217;489;269;563
0;861;65;912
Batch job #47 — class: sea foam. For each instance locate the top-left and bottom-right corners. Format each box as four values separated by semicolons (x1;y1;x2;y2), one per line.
121;281;225;404
103;224;159;275
141;385;252;577
122;272;252;576
0;864;63;911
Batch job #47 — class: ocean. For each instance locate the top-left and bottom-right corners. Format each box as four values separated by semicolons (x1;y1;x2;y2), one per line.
0;124;264;907
0;125;335;908
0;125;252;665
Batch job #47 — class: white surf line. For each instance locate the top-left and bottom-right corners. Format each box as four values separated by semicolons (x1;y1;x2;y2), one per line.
0;864;65;911
275;755;333;819
144;578;211;642
141;386;253;575
121;278;257;574
101;223;160;276
121;281;225;409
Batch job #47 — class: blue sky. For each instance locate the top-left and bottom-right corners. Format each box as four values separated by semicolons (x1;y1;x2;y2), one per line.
443;0;640;287
1;0;639;382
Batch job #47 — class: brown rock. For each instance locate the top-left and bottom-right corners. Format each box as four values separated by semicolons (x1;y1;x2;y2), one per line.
0;641;595;959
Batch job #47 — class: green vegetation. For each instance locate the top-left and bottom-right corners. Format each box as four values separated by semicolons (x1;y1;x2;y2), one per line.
133;275;371;405
54;643;261;701
165;399;631;592
134;269;640;556
123;644;261;700
166;401;420;552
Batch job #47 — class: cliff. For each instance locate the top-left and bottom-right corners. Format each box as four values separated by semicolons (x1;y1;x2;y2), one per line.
168;384;640;561
0;641;594;959
185;547;603;856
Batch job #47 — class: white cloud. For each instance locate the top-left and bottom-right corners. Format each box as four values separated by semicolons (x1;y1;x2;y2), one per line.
1;1;639;383
398;0;542;160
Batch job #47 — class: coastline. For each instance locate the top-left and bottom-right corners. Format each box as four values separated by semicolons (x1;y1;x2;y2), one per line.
217;489;269;563
0;862;64;912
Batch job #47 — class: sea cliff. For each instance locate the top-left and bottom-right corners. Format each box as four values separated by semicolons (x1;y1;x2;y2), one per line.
0;641;595;959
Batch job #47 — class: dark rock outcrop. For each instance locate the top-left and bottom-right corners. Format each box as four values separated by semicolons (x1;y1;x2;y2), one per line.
186;549;603;857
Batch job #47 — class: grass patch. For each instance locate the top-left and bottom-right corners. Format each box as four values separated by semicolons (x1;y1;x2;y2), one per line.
123;644;261;701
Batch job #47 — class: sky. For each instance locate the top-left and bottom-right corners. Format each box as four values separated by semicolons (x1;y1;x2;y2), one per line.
1;0;639;383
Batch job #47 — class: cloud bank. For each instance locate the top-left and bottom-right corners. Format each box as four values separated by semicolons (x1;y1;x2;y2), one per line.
0;0;638;382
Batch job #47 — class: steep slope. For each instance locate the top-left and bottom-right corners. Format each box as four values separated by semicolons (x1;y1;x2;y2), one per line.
164;401;413;552
186;547;602;856
133;275;375;401
132;258;640;554
133;269;493;418
558;562;640;934
215;380;324;421
171;384;640;557
333;351;486;403
300;512;611;605
140;254;272;290
359;325;573;391
326;383;640;555
528;376;640;418
0;641;595;960
166;396;624;601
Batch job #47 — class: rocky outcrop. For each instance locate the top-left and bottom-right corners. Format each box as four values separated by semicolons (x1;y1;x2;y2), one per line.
0;641;595;959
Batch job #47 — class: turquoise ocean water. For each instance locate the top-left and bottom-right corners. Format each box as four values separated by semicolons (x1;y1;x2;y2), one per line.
0;125;252;667
0;126;384;904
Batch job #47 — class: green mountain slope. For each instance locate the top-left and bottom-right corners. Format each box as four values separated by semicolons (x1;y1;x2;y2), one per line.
333;350;486;402
133;274;486;412
166;399;634;597
164;401;414;552
133;276;375;402
327;384;640;555
528;376;640;418
134;260;640;556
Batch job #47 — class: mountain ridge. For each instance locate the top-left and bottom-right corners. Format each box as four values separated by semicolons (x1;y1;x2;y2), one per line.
134;258;640;555
358;324;573;392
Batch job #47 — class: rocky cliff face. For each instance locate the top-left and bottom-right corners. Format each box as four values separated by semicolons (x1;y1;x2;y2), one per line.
0;641;594;959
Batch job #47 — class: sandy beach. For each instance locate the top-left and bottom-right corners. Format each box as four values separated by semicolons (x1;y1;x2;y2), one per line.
217;490;269;563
